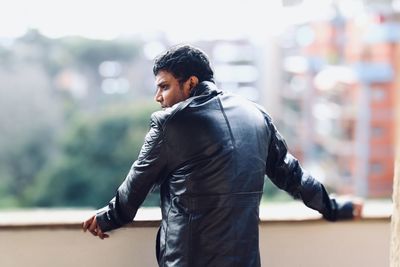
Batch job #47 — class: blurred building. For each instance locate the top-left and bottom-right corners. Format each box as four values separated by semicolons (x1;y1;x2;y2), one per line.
193;40;264;103
279;6;398;198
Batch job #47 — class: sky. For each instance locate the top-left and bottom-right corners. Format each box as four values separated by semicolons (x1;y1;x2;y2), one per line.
0;0;290;42
0;0;367;43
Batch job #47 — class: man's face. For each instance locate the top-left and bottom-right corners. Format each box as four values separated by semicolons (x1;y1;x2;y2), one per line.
154;71;190;108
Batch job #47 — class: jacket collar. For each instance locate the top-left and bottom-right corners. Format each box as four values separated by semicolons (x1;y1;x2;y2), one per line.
189;81;221;97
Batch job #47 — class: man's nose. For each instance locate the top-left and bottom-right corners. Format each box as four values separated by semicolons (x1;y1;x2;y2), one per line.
154;90;162;103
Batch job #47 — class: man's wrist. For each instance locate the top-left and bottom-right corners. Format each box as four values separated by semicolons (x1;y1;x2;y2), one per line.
336;200;354;220
96;209;120;233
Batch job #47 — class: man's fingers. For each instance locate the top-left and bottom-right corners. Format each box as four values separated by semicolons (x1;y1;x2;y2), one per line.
82;215;95;232
88;216;98;236
82;214;109;239
352;199;364;219
97;225;109;240
354;203;363;219
97;226;104;239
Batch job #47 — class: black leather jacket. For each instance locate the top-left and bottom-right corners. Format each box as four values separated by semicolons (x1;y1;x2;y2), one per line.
96;81;353;267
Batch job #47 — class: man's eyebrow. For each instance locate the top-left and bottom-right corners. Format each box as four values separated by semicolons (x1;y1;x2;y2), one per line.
155;81;166;93
156;81;167;87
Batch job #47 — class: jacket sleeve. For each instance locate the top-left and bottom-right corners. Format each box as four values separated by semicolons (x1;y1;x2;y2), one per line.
96;113;168;232
264;115;353;221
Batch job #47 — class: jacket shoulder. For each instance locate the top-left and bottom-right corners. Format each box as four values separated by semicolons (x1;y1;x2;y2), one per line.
150;100;190;129
229;94;273;124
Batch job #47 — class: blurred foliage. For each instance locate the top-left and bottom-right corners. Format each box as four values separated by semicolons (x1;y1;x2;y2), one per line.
24;102;160;208
0;29;155;209
262;177;293;203
66;38;140;67
0;60;63;208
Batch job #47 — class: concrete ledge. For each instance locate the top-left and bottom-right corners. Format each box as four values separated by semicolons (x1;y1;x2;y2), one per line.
0;200;391;229
0;201;391;267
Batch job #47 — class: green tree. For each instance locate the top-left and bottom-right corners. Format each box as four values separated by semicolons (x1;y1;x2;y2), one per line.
0;64;63;208
64;37;140;68
26;102;160;208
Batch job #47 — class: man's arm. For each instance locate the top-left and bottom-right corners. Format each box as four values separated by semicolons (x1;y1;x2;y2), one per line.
264;115;358;221
94;113;168;232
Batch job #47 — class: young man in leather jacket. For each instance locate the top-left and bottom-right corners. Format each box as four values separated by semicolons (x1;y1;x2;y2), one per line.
83;45;362;267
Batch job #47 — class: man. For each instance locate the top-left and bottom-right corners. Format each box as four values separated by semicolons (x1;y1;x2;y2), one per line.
83;45;362;266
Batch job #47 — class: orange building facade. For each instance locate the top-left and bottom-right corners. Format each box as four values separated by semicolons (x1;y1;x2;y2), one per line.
279;9;397;198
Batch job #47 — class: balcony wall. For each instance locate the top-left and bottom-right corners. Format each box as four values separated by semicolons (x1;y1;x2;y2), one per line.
0;202;391;267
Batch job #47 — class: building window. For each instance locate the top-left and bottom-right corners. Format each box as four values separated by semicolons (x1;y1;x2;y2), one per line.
371;126;384;138
371;88;386;102
370;162;383;174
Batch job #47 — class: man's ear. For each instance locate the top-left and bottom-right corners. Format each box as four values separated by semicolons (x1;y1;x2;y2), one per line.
184;76;199;95
189;76;199;89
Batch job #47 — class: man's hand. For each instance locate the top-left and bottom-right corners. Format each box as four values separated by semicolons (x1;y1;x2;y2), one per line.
334;195;364;220
82;215;109;240
352;198;363;220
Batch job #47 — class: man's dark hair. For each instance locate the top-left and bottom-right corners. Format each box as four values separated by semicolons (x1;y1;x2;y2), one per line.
153;45;214;83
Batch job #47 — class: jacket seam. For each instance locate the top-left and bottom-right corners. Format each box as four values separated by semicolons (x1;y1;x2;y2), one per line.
216;97;236;147
216;96;238;181
161;202;172;267
188;213;193;267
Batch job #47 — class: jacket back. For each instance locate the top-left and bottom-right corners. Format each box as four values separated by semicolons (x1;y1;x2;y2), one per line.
156;81;268;267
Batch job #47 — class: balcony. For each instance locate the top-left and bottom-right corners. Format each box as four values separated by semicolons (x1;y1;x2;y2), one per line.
0;201;391;267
